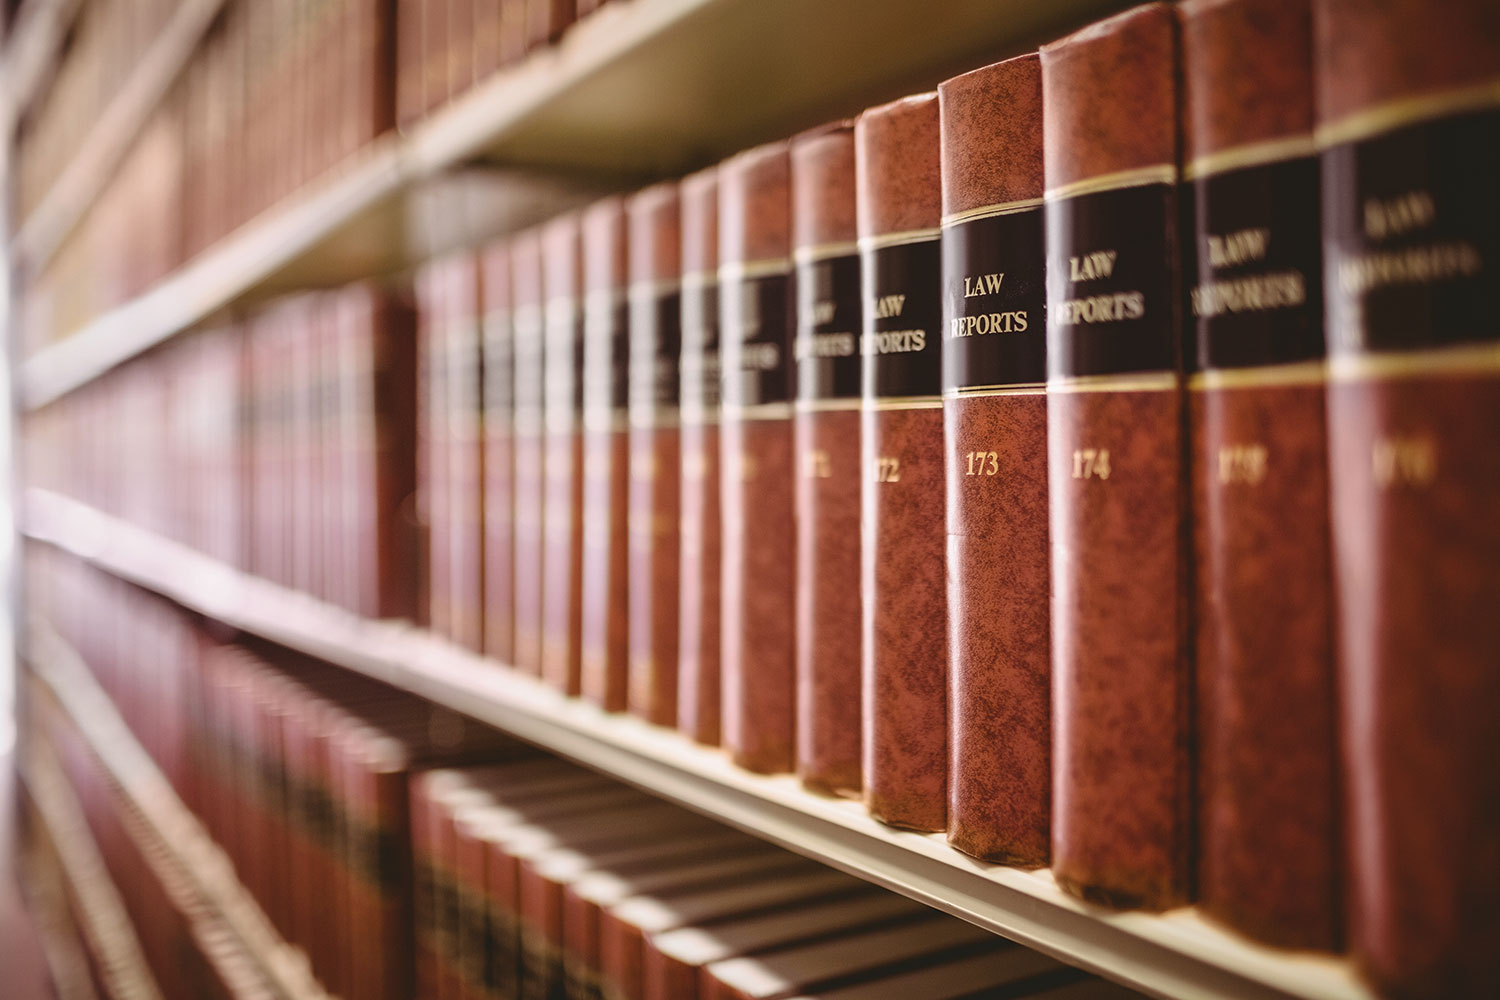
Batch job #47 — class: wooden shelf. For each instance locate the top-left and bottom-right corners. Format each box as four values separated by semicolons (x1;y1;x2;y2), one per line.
21;606;331;1000
18;0;1131;410
23;488;1373;1000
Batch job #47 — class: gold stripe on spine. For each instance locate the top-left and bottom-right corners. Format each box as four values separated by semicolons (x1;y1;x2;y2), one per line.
794;398;863;412
1187;360;1327;390
793;241;859;265
867;395;943;411
719;258;791;281
943;382;1048;398
629;407;680;430
940;197;1046;228
1182;134;1317;181
681;270;718;289
1048;372;1179;393
856;229;941;252
1329;341;1500;382
1044;163;1177;201
1315;77;1500;149
627;277;681;299
723;401;794;421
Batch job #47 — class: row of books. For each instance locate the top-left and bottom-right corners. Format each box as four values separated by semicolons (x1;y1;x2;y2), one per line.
29;548;1142;1000
23;0;1497;996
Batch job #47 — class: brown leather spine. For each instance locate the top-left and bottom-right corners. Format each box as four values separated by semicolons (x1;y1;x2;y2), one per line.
418;263;452;639
580;198;631;710
1180;0;1338;950
1042;3;1192;909
481;241;517;664
677;167;723;746
790;123;862;796
937;52;1051;865
718;142;797;774
1315;1;1500;994
372;290;419;622
627;182;683;724
510;230;547;675
856;93;947;832
542;215;585;695
451;254;487;654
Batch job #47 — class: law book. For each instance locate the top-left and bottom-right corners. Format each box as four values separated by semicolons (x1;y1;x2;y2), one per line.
677;166;724;746
937;53;1051;866
1041;2;1192;909
1313;0;1500;994
511;230;548;674
542;214;586;694
1178;0;1338;951
580;198;632;710
527;0;573;51
718;142;797;774
449;254;488;653
789;121;864;797
855;92;948;832
481;243;517;662
418;261;455;638
626;182;684;723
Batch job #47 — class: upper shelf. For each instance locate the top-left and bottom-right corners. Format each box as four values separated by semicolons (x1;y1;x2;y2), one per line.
17;0;1129;410
23;488;1373;1000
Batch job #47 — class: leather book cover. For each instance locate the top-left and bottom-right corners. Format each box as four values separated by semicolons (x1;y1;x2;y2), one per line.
580;198;632;711
718;141;798;774
447;254;487;653
418;262;454;638
1041;2;1192;909
677;166;724;746
411;772;445;1000
856;92;948;832
370;287;420;622
481;243;518;663
789;121;863;797
542;213;586;695
1314;0;1500;994
454;813;495;1000
527;0;573;51
1180;0;1337;950
511;229;548;675
937;53;1050;866
626;182;684;723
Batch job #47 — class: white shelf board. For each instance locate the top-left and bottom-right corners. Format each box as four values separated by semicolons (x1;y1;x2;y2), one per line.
22;488;1374;1000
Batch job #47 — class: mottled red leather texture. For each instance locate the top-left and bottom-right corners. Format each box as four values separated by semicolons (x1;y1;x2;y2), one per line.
945;393;1050;864
510;231;546;676
1049;389;1191;909
938;53;1044;217
862;406;947;832
794;407;862;795
678;420;722;746
1192;383;1338;947
542;216;583;695
481;241;516;664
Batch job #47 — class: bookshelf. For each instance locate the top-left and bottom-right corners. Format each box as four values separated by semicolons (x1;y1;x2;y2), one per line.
23;488;1371;1000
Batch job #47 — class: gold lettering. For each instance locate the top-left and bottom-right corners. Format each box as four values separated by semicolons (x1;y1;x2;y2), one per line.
1190;271;1306;317
1069;250;1118;282
947;311;1029;338
873;293;907;319
813;300;837;325
963;450;999;477
1363;190;1436;241
1071;448;1111;481
963;273;1005;297
1336;241;1483;297
1217;444;1268;485
1207;228;1271;268
1372;435;1436;488
803;449;832;479
861;330;928;354
872;456;901;483
1054;292;1145;325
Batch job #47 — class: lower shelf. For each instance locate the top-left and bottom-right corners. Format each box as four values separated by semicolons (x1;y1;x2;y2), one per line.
23;488;1368;1000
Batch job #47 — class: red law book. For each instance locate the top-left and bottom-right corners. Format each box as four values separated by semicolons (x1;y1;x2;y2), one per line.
1314;0;1500;994
1179;0;1337;950
579;198;632;709
937;53;1050;865
542;214;586;694
418;261;453;635
510;230;548;674
626;182;683;723
481;242;518;662
446;253;487;653
718;141;797;774
526;0;573;51
361;287;419;621
677;167;723;746
855;93;947;832
1042;3;1192;909
789;122;863;796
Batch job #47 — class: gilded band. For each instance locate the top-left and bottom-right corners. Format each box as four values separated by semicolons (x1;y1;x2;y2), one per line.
1044;163;1177;201
940;197;1045;228
792;241;859;265
719;258;791;281
627;277;681;300
681;270;718;289
856;229;941;252
1187;360;1327;390
722;401;794;421
793;398;863;412
943;382;1047;398
1183;134;1317;181
1329;341;1500;382
1048;371;1178;393
864;395;943;410
1315;77;1500;150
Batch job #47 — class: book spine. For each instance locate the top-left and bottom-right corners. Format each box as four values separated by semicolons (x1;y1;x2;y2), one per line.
626;183;684;724
374;288;421;621
450;255;487;654
1041;2;1192;909
718;142;797;774
789;122;863;796
482;242;518;663
937;52;1050;866
455;821;494;1000
511;231;548;674
419;263;452;635
856;93;948;832
677;167;723;746
580;199;633;710
542;215;586;695
1179;0;1338;950
412;775;443;1000
1314;0;1500;994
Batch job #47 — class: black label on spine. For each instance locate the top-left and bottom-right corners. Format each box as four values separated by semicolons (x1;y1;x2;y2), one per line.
862;239;942;398
483;311;514;424
1322;107;1498;356
583;292;630;418
796;253;862;401
544;298;585;428
720;271;793;408
680;277;721;419
942;207;1046;390
630;287;682;414
1046;183;1179;378
1187;156;1322;371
